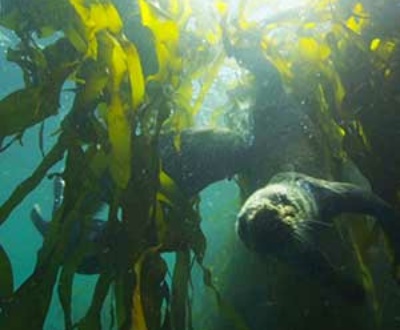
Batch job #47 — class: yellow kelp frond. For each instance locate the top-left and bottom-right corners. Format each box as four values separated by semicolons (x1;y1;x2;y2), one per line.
314;83;346;158
215;0;228;16
155;169;186;244
168;0;193;27
352;121;371;151
90;19;145;188
298;37;331;62
322;64;346;110
349;219;381;325
138;0;181;83
370;39;396;62
124;42;145;109
106;34;127;90
137;0;229;137
346;2;369;35
370;38;381;52
167;80;194;135
69;0;123;58
131;249;156;330
77;61;109;104
237;0;256;31
260;36;293;82
107;95;131;189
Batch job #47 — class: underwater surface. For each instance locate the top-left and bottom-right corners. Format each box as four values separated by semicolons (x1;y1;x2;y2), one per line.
1;0;400;329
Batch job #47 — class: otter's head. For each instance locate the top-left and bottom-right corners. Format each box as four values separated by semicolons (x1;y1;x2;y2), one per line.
236;184;299;255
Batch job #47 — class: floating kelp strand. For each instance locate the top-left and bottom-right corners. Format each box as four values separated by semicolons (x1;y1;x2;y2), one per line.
0;244;13;299
58;261;74;330
0;134;66;225
0;133;22;153
75;273;114;330
170;249;190;330
0;39;79;140
0;244;61;329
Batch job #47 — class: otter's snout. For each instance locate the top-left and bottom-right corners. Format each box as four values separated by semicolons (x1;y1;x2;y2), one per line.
236;186;297;255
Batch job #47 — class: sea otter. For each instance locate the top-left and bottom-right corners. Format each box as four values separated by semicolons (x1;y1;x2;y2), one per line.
30;126;400;329
236;172;400;302
31;136;400;292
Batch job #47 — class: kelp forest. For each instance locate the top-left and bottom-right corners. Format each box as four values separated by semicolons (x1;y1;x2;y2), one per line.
0;0;400;329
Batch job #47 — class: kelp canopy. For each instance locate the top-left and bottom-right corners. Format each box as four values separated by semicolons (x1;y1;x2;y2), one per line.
0;0;400;329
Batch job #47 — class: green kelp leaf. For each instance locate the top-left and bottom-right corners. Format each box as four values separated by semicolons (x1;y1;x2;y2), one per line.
0;82;63;140
153;198;168;244
349;219;380;324
298;37;331;62
42;145;111;330
58;265;75;330
138;0;181;83
0;87;42;138
107;95;132;189
16;194;82;330
0;257;60;330
76;274;113;330
0;245;13;298
170;249;190;330
0;135;66;225
77;61;110;105
0;0;73;34
57;143;106;220
131;249;153;330
0;4;21;31
345;2;369;35
53;148;111;329
157;171;202;252
141;252;168;330
7;46;47;87
115;268;134;329
158;170;185;207
0;39;78;140
43;37;80;75
313;83;346;159
124;42;145;110
98;32;136;189
68;0;123;59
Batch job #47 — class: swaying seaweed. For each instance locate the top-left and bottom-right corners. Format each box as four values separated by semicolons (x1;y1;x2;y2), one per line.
0;0;400;329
